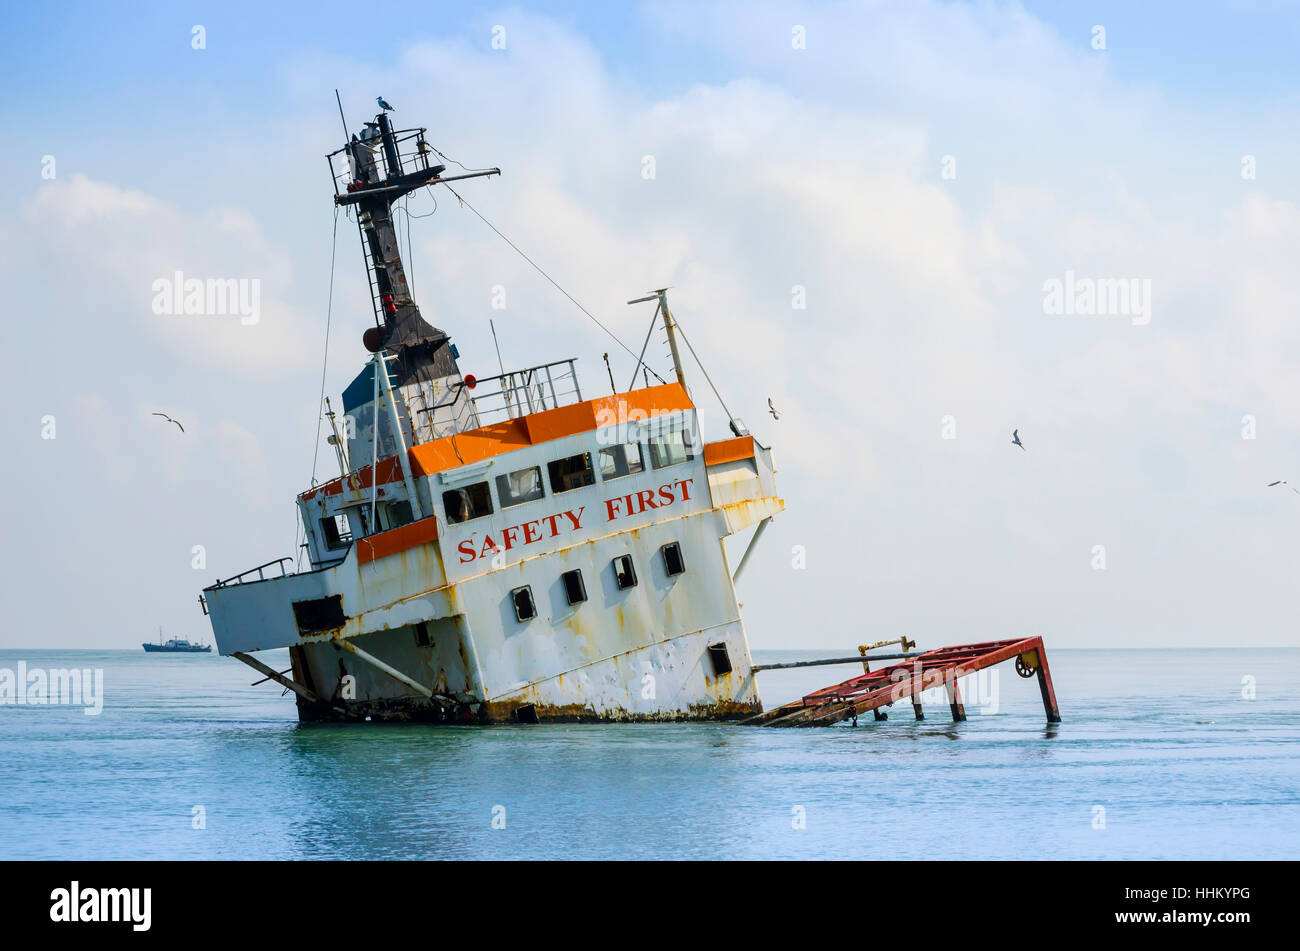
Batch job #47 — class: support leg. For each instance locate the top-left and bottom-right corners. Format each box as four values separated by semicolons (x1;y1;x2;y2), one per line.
946;671;966;722
1035;644;1061;723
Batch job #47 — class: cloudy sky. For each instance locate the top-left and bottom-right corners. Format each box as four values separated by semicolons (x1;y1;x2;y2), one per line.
3;1;1299;650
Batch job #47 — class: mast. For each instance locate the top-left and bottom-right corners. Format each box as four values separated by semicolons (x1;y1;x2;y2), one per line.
328;99;500;451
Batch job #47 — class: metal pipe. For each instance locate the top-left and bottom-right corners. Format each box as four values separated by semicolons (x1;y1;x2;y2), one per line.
751;651;920;672
731;516;773;584
376;352;425;521
333;636;435;699
232;651;343;714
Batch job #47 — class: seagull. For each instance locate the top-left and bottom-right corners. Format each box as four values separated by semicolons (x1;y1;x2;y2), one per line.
1011;429;1025;451
377;96;394;112
1267;480;1300;494
768;398;781;421
152;412;184;433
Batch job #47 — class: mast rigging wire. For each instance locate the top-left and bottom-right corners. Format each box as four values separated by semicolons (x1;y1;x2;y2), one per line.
438;181;667;385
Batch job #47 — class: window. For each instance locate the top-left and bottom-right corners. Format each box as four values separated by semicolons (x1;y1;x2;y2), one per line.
561;569;587;605
511;585;537;622
661;542;686;576
613;555;637;590
319;514;352;550
548;452;595;493
648;430;696;470
708;642;733;676
598;442;645;481
384;500;414;530
496;466;545;508
414;621;431;647
443;482;493;524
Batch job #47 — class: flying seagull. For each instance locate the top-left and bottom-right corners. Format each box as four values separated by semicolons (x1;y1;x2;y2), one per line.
1011;429;1025;451
377;96;394;112
768;398;781;421
152;412;184;433
1267;480;1300;494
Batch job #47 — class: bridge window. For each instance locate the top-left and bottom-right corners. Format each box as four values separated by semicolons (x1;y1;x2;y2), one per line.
319;514;352;550
561;569;587;605
649;430;696;470
511;585;537;622
549;452;595;493
384;500;414;530
443;482;493;524
598;442;644;481
613;554;637;590
496;466;545;508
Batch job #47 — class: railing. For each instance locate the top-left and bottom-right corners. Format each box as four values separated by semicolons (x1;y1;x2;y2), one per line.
326;126;443;199
211;557;294;589
420;359;583;430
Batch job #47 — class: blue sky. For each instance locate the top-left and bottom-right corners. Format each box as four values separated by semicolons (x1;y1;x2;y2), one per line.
3;1;1300;650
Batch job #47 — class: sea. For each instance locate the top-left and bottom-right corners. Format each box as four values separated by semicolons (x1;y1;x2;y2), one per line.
0;648;1296;860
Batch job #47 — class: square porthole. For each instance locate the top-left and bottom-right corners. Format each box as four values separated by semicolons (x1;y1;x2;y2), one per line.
562;569;587;605
708;642;733;676
511;585;537;622
613;555;637;590
661;542;686;576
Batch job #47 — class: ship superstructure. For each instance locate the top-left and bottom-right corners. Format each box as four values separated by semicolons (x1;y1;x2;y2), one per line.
201;102;783;722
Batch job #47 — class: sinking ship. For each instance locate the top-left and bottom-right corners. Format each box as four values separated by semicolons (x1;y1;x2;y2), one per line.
200;102;783;722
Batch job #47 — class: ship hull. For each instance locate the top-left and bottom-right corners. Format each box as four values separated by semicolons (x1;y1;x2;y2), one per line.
142;644;212;653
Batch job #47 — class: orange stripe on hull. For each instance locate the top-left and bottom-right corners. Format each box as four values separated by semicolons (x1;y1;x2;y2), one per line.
302;382;694;499
356;516;440;565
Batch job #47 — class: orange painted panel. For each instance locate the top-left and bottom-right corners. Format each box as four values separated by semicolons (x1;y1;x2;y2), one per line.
305;382;697;498
356;516;440;565
704;435;755;467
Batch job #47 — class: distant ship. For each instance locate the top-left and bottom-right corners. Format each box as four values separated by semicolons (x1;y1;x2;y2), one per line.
143;630;212;653
199;99;782;722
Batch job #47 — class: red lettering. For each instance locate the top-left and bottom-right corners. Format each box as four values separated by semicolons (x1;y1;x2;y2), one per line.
458;539;477;564
563;507;586;530
658;484;675;506
522;520;542;544
479;535;500;559
543;513;563;536
674;478;694;501
501;525;520;551
604;497;622;521
636;489;658;511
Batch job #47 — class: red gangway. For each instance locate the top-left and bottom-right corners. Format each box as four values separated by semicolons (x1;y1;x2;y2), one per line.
745;636;1060;727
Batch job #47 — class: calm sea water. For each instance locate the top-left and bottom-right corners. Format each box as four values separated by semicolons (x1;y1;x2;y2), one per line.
0;648;1295;860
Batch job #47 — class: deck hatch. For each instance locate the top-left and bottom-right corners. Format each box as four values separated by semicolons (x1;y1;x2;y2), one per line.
292;595;346;634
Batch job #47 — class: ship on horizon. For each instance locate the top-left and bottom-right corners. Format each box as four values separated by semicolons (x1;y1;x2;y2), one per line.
143;629;212;653
199;99;783;722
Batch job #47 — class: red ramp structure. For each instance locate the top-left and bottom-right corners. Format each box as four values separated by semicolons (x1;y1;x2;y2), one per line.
747;636;1060;727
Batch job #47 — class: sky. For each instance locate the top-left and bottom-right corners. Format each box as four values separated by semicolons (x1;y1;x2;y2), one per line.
2;0;1299;650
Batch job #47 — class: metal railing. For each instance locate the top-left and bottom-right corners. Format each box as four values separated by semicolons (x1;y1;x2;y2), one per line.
421;359;583;430
211;557;294;589
326;126;442;199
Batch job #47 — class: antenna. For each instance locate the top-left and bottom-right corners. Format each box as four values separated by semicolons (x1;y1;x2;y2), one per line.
334;89;349;141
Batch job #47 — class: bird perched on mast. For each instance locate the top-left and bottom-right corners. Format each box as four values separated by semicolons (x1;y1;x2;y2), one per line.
377;96;395;112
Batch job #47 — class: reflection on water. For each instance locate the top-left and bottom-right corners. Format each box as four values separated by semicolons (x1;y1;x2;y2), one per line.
0;648;1296;859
